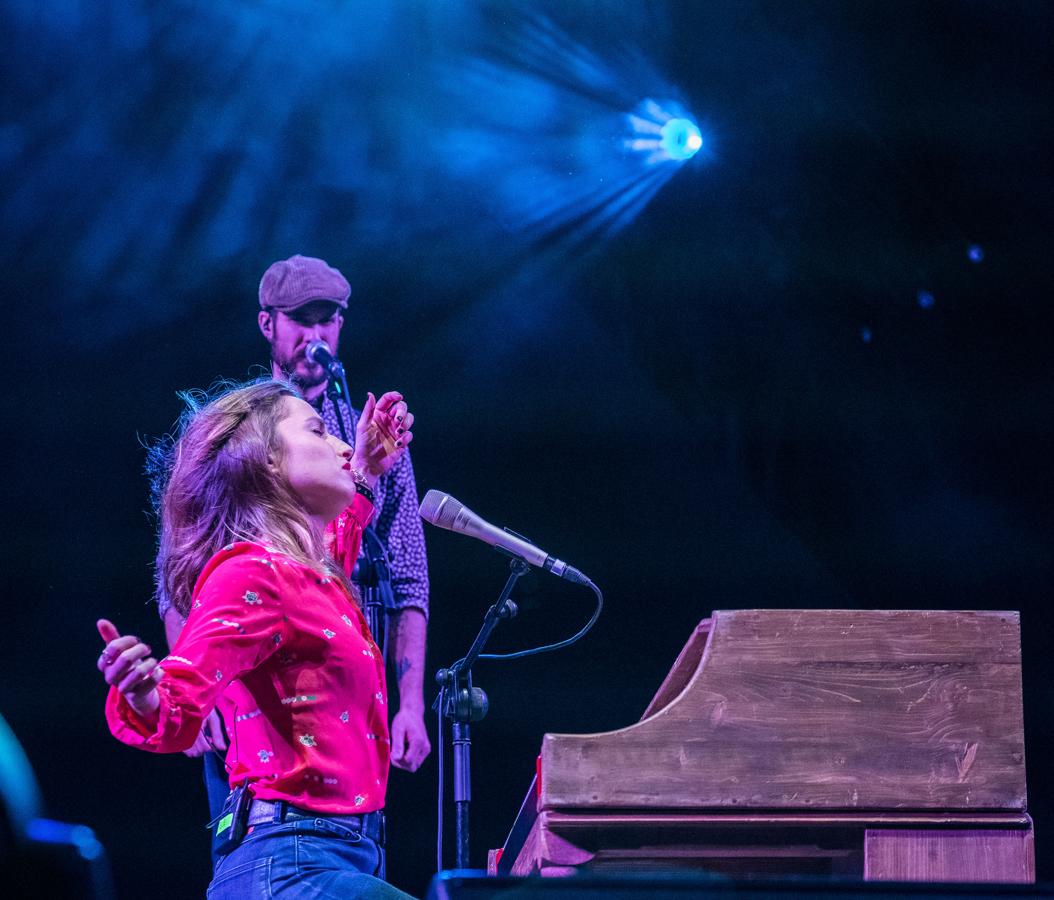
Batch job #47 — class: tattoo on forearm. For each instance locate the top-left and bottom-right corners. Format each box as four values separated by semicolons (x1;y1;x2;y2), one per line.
396;657;412;682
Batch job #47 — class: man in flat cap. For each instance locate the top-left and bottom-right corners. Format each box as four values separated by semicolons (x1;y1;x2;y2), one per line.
159;254;431;868
255;254;431;770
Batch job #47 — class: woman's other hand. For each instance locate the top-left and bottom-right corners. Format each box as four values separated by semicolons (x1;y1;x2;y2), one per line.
96;619;161;722
352;390;413;483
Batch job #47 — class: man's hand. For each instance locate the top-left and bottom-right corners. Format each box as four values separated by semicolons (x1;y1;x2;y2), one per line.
96;618;161;721
390;708;431;772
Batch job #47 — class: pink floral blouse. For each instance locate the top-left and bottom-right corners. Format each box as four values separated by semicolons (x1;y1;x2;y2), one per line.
106;493;389;813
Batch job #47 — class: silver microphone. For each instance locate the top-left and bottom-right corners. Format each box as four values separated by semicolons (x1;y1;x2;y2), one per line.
419;490;590;585
306;340;343;376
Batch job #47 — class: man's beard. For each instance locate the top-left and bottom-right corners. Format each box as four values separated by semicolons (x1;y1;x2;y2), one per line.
275;354;328;392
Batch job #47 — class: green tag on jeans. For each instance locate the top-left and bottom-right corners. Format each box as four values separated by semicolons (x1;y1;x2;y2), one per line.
216;812;233;836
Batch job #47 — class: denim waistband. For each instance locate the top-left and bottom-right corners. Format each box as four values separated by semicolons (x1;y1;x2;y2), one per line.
247;799;386;844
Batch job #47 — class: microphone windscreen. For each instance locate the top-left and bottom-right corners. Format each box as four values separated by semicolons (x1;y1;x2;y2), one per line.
419;490;463;530
307;340;331;364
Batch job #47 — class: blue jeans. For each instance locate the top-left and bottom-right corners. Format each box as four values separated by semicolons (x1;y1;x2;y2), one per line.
206;805;412;899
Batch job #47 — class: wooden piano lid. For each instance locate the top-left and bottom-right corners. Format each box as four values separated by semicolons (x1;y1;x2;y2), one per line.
540;609;1027;813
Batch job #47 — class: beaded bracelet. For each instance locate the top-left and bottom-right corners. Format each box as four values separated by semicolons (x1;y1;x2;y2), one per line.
354;480;376;506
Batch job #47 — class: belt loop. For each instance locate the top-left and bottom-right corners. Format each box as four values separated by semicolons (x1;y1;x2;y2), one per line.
274;800;286;824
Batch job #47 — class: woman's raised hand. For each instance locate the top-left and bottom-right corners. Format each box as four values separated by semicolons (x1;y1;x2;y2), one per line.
96;619;161;721
352;391;414;482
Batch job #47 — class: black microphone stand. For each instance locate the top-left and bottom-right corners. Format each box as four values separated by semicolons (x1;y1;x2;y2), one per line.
326;361;392;655
435;553;529;870
324;361;353;446
358;528;393;660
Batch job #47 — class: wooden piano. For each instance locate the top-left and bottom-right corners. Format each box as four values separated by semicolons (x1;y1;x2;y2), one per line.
492;610;1033;883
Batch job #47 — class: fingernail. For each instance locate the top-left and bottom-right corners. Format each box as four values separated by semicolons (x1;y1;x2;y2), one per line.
396;440;403;447
397;427;405;434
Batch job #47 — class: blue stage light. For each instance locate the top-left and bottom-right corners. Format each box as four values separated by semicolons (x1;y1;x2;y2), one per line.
968;244;984;263
917;290;935;309
660;118;703;160
626;100;708;168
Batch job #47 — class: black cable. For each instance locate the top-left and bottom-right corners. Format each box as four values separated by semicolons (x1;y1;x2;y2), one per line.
435;685;445;872
454;579;603;667
482;578;602;661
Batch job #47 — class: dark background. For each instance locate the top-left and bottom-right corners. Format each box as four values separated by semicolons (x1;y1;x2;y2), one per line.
1;1;1052;896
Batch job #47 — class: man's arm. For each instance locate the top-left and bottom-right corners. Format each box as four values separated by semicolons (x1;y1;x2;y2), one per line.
388;606;430;772
371;448;433;771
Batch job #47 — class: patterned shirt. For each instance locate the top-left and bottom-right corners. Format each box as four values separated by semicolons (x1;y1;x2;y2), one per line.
107;493;389;813
314;390;429;620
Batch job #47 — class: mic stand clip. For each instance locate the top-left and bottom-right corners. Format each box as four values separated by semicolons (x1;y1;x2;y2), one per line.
435;554;529;871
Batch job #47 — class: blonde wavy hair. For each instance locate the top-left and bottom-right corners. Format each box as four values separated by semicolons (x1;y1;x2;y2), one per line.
148;379;353;618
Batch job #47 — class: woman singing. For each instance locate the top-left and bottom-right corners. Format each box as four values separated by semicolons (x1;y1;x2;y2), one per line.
96;380;414;899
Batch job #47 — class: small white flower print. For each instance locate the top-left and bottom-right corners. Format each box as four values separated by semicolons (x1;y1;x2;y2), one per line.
243;591;261;605
339;711;350;723
299;734;317;748
258;749;273;763
322;628;336;639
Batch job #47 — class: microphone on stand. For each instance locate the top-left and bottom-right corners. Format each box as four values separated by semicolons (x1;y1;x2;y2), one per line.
419;490;591;585
306;340;344;377
307;340;350;444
